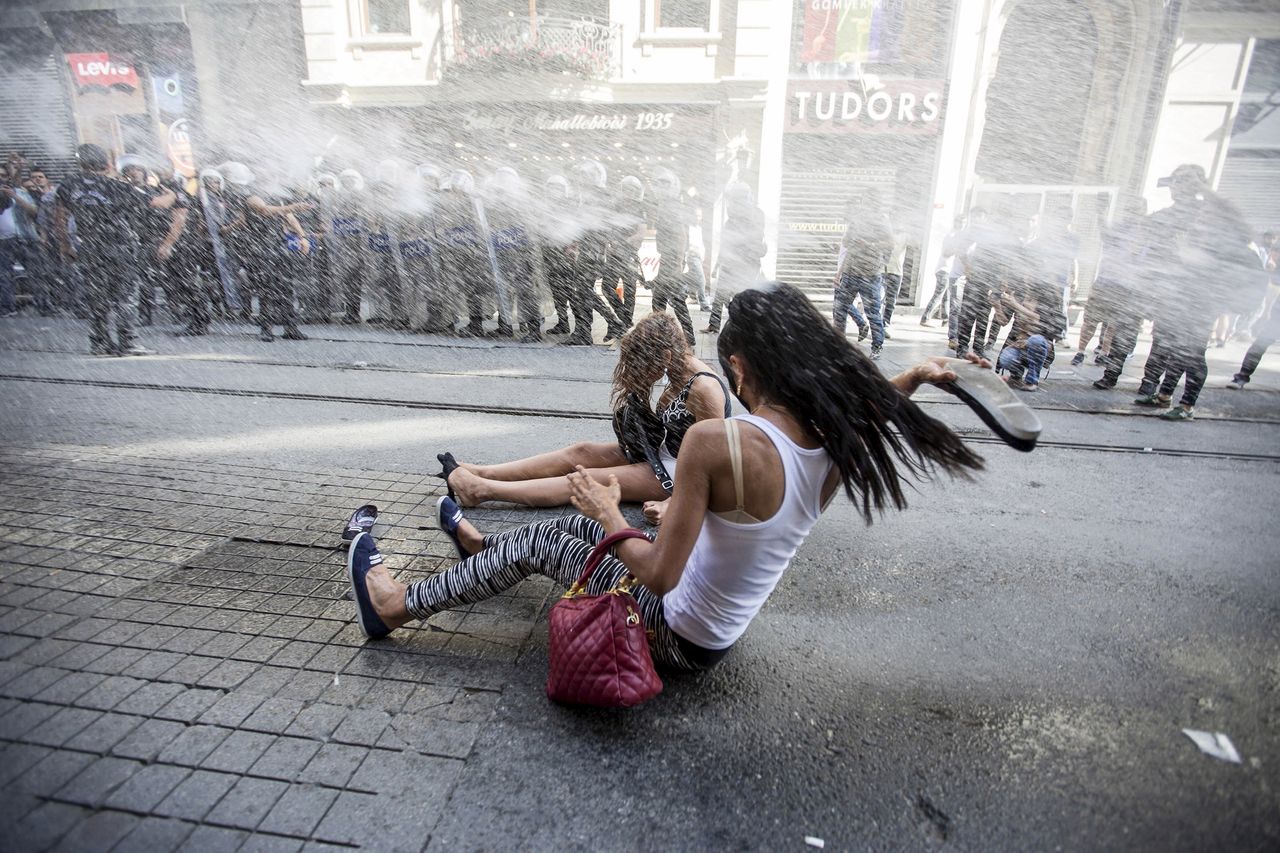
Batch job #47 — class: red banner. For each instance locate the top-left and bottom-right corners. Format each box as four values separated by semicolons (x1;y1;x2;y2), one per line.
67;53;139;89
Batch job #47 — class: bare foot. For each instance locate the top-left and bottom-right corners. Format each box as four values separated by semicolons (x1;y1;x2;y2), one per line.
366;564;412;630
447;467;489;507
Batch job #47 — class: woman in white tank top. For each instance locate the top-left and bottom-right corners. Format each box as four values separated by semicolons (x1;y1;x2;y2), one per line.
349;283;986;672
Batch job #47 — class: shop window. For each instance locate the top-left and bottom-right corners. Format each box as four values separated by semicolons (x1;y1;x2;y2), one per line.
656;0;709;29
363;0;411;35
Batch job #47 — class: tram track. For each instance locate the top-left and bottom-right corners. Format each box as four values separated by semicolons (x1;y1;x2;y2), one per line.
4;342;1280;425
3;371;1279;464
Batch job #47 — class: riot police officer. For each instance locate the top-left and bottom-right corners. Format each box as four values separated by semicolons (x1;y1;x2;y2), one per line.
647;167;695;346
54;144;174;355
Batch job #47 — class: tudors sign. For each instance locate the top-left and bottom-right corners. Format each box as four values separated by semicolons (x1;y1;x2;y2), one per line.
67;53;140;89
786;80;945;135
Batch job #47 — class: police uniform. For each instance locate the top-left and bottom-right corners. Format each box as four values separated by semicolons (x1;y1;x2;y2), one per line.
649;195;696;346
225;191;303;339
436;188;493;336
365;190;411;328
487;196;541;340
55;172;151;354
133;178;188;324
602;194;647;329
329;192;369;323
565;187;622;345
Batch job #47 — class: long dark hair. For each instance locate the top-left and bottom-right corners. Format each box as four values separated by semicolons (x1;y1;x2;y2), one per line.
717;283;983;523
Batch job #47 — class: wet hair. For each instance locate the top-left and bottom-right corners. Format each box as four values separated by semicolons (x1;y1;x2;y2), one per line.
717;283;984;523
611;312;690;410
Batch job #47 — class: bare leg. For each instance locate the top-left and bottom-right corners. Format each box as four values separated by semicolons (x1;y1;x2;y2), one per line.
450;461;666;508
460;441;629;481
366;514;486;629
367;564;411;629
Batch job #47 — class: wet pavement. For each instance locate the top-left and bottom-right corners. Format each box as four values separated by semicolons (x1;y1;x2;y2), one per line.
0;301;1277;851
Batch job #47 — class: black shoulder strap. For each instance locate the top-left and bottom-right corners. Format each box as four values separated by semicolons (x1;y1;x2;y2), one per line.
685;371;733;417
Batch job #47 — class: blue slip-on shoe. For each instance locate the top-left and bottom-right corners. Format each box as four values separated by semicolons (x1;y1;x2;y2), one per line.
346;531;391;640
341;503;378;542
437;495;469;562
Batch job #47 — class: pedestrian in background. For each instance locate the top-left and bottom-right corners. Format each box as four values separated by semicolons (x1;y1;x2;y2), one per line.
704;181;766;335
833;192;891;359
880;219;908;338
921;214;969;351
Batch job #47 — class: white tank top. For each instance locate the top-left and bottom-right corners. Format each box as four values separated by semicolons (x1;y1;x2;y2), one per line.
663;414;833;650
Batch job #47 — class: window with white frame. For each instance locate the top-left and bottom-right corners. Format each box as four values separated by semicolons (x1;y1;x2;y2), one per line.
655;0;709;29
362;0;411;35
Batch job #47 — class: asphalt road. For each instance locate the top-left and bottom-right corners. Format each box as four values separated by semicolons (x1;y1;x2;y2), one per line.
1;307;1277;851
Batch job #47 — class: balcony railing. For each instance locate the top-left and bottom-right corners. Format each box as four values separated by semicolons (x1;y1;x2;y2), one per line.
443;15;622;83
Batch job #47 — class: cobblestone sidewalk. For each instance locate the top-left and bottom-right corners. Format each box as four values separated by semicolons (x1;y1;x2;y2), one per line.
0;446;553;851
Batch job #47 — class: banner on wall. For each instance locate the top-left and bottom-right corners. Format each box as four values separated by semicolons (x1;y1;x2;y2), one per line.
165;118;196;179
66;53;139;90
151;70;185;116
799;0;905;67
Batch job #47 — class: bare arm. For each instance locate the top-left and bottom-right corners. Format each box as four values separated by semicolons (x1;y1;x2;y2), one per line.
247;195;312;218
157;207;187;260
577;358;987;589
998;291;1038;328
54;202;73;259
12;190;37;218
568;423;722;596
685;374;729;422
889;354;988;397
990;297;1013;328
283;211;310;255
148;187;177;210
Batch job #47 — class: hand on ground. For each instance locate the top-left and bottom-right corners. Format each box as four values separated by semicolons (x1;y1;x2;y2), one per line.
642;498;669;527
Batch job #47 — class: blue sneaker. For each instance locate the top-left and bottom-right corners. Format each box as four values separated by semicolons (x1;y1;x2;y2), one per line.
437;495;469;562
341;503;378;542
346;531;390;640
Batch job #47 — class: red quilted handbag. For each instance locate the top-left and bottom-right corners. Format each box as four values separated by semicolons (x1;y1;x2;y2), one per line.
546;529;663;708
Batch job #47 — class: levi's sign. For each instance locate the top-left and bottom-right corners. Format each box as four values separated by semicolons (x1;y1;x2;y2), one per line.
786;80;944;135
67;53;140;89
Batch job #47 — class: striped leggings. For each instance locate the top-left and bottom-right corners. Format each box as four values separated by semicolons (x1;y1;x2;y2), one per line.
404;514;699;670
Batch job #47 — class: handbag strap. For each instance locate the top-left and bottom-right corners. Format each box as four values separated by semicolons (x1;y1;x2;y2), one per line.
724;419;746;516
567;528;649;593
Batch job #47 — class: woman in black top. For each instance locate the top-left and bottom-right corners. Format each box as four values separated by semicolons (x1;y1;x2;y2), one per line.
441;313;728;511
